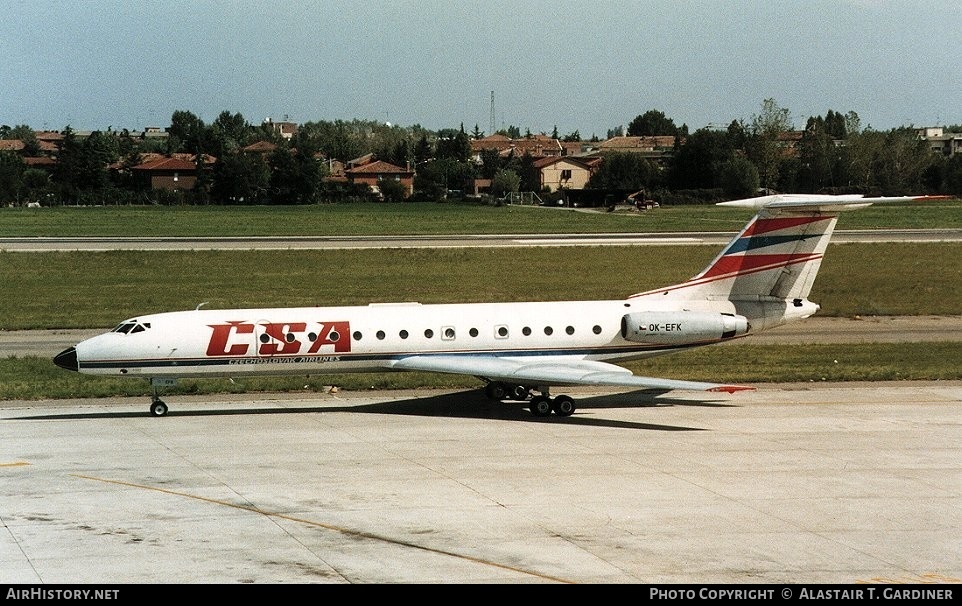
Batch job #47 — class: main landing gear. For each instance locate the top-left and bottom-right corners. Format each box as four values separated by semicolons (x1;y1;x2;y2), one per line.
483;381;575;417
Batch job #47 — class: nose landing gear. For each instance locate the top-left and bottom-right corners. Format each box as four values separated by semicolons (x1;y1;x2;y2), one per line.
147;378;177;417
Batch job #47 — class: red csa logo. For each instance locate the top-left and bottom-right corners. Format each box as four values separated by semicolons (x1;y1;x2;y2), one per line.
206;321;351;356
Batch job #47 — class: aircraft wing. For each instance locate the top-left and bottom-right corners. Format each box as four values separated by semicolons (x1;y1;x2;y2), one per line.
389;355;752;394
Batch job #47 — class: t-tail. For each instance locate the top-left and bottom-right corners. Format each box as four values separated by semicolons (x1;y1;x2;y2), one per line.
630;194;943;329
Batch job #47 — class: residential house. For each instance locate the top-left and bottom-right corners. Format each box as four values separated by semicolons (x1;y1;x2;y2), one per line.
262;118;298;140
344;160;414;197
131;153;215;190
471;133;564;160
532;156;594;192
595;136;677;164
919;127;962;158
241;140;278;155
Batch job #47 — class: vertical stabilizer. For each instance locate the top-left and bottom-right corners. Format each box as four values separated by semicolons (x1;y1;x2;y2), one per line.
630;194;933;303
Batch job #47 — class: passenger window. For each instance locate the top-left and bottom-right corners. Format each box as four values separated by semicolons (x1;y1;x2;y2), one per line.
399;330;409;339
544;326;553;336
522;326;531;336
469;328;479;337
353;331;362;341
566;326;575;335
593;325;602;334
424;329;434;338
442;327;456;340
376;330;386;340
495;325;509;338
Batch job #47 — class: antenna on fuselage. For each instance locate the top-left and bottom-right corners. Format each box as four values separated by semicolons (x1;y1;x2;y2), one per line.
195;302;209;311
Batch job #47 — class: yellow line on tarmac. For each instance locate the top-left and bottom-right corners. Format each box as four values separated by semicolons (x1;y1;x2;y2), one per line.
1;461;31;467
73;473;574;584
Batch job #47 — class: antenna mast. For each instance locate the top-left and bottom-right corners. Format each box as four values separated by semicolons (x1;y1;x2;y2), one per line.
489;91;495;136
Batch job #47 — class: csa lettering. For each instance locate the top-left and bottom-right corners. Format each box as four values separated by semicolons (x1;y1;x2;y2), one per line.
207;320;352;356
206;321;254;356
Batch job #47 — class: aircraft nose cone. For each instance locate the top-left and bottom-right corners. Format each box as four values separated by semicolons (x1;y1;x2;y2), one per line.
54;347;79;372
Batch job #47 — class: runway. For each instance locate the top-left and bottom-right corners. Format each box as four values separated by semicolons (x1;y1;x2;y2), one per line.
3;228;962;251
1;384;960;583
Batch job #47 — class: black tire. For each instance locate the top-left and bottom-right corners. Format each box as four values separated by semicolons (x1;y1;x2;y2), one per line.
552;395;575;417
484;382;506;400
530;396;552;417
510;384;530;401
150;400;168;417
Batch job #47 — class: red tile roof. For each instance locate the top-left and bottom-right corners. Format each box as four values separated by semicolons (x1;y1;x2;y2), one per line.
242;141;278;153
132;153;215;171
344;160;412;175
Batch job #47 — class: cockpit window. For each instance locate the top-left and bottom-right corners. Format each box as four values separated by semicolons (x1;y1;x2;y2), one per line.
112;321;151;334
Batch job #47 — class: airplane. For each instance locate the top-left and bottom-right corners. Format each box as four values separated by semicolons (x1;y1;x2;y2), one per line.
53;193;941;417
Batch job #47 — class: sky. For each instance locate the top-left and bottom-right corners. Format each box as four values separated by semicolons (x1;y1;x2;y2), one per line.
2;0;960;137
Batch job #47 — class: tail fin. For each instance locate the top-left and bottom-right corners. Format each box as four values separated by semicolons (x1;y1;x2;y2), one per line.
631;194;938;302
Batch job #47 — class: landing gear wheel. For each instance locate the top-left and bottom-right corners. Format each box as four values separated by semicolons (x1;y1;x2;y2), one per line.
150;399;168;417
484;382;506;401
551;395;575;417
530;396;552;417
509;384;530;401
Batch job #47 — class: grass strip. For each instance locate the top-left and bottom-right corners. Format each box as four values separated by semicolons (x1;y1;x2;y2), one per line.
2;243;961;329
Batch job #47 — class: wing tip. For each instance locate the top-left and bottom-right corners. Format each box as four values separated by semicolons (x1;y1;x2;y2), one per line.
708;385;756;394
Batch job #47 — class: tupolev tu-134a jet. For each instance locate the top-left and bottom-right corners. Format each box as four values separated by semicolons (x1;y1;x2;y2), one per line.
54;193;943;417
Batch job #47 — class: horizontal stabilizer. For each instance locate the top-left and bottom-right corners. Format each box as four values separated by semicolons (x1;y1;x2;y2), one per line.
718;194;948;213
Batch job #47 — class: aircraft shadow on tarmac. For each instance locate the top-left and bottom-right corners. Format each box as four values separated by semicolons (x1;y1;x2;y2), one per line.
14;388;738;431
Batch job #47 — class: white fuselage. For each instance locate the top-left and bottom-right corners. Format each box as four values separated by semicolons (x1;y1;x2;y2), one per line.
70;297;774;379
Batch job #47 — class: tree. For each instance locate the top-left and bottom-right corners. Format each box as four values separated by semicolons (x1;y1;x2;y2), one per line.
2;125;40;155
210;110;251;156
745;98;792;191
627;110;678;137
435;125;470;162
268;145;326;204
413;134;432;166
168;110;206;154
873;128;935;194
76;130;118;190
719;156;759;198
490;169;520;197
477;148;502;180
413;157;474;199
944;154;962;195
587;152;658;191
667;128;735;190
0;152;25;204
504;153;539;192
798;116;838;192
377;177;407;202
210;151;269;204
